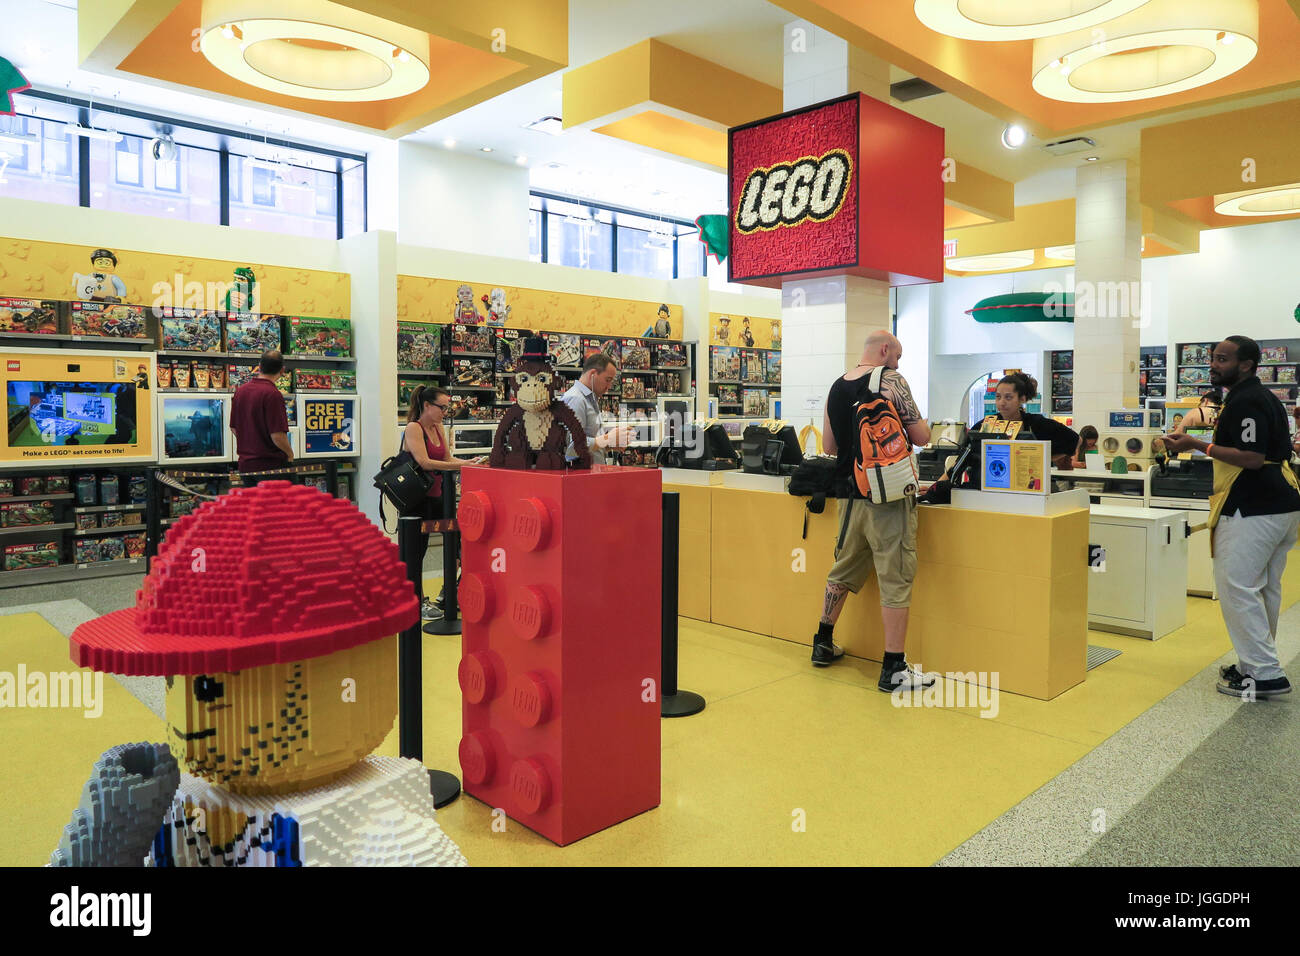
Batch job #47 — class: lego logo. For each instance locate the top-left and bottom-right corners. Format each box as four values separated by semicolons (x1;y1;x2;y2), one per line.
736;149;852;234
509;758;551;814
509;585;549;641
513;514;538;537
6;361;18;371
511;497;551;551
512;604;538;626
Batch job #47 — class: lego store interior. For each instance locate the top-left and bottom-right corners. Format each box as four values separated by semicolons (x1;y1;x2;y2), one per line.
1;0;1299;898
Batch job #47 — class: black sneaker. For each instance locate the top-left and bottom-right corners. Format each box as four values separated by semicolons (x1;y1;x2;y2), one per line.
878;660;936;693
810;638;845;667
1217;673;1292;699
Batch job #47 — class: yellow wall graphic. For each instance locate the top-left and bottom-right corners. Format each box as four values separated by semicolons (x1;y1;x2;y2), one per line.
0;237;350;318
398;276;682;340
708;312;781;349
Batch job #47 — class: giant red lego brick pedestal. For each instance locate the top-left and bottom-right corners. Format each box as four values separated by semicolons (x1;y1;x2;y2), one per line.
456;465;661;845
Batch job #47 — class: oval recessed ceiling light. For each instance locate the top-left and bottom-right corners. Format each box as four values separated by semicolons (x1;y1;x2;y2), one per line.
914;0;1152;41
515;155;527;165
199;0;431;102
1213;183;1300;217
1001;124;1028;149
1044;245;1075;260
1032;0;1258;103
480;146;493;152
945;250;1037;272
442;137;455;149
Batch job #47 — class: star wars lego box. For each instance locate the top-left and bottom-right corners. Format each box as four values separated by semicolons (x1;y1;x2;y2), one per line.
584;337;621;366
495;327;524;372
285;316;352;356
158;308;222;352
69;302;149;339
655;342;687;368
545;332;582;368
4;541;60;571
224;314;283;354
397;321;443;370
451;323;492;355
622;340;651;370
452;358;493;388
0;297;61;335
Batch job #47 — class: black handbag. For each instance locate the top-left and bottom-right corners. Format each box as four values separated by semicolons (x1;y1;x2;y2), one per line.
787;454;838;538
373;448;433;530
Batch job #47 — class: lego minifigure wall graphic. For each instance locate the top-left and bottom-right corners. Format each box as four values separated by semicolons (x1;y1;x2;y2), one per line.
72;249;128;302
51;483;468;867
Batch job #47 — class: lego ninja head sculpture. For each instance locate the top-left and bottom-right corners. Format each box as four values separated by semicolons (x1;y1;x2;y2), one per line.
489;336;592;470
69;482;417;796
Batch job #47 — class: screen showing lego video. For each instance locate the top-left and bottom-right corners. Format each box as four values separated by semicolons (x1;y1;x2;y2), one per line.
160;397;226;460
6;381;136;446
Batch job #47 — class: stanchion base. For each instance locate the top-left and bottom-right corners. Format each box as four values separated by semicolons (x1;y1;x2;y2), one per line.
429;769;461;809
661;690;706;718
423;618;462;635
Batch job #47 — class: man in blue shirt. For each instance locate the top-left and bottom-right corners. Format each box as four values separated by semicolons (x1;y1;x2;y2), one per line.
562;353;632;465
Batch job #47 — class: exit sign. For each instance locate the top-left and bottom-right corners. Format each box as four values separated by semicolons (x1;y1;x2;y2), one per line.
943;238;958;258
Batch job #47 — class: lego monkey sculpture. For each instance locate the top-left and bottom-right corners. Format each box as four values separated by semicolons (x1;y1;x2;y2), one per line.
490;336;592;470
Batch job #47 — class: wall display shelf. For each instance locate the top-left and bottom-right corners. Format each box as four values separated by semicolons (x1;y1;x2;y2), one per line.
708;343;780;420
1176;338;1300;409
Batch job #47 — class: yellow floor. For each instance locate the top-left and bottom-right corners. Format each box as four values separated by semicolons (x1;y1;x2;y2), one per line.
4;563;1293;866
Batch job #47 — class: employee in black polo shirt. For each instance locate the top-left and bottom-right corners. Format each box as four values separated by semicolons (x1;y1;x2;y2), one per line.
1163;335;1300;699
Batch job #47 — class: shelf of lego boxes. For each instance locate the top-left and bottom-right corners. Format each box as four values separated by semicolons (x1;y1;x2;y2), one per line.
0;467;151;585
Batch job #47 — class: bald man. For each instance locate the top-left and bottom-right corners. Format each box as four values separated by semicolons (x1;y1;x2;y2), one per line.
813;330;933;692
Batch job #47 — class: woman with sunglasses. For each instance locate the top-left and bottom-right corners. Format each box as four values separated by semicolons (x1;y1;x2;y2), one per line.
403;385;484;620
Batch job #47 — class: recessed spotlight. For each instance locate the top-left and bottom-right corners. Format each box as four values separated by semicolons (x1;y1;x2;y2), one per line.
1218;31;1235;45
243;216;253;223
221;23;234;40
442;137;455;149
515;155;527;165
166;206;176;212
1085;155;1099;162
92;191;103;198
480;146;492;153
395;48;410;62
1001;124;1027;149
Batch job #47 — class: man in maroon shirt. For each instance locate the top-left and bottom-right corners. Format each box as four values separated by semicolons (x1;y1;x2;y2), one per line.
231;351;294;486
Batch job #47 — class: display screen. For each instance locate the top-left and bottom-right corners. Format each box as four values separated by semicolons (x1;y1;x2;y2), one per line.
161;397;226;460
7;381;135;446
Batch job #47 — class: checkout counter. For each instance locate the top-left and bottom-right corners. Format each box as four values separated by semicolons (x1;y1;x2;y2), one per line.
661;434;1092;701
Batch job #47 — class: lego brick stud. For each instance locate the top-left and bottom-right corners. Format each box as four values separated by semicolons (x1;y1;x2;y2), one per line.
508;585;551;641
510;497;552;552
458;490;494;542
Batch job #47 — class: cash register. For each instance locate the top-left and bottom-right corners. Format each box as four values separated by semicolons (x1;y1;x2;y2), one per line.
917;421;966;482
1151;428;1214;499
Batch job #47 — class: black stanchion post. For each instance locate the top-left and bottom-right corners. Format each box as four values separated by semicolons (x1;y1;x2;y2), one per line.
423;477;462;636
397;513;461;808
325;459;339;498
660;491;705;717
145;466;161;568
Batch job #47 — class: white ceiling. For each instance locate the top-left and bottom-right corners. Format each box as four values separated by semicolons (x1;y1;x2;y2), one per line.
5;0;1298;218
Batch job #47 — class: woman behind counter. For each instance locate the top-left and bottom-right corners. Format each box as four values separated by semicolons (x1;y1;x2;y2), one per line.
985;372;1080;470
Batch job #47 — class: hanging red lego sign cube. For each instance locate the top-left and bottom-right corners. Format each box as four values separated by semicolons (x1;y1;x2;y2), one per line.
727;92;944;288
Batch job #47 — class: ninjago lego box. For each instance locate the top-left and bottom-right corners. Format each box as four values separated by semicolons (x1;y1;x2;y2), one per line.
0;297;61;334
1;500;56;527
286;316;352;356
158;308;222;352
4;541;60;572
74;539;102;564
225;314;283;354
69;302;149;338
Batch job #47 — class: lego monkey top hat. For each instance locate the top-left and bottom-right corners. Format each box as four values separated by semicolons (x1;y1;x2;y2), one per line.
70;483;418;676
520;336;549;361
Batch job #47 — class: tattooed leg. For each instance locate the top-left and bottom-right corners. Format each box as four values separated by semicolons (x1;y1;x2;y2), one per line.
821;582;850;626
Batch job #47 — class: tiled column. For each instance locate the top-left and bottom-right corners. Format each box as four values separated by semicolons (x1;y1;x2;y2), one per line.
781;21;892;421
1072;160;1143;427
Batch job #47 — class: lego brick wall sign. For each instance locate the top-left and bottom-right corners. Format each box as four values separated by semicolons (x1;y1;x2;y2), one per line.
727;93;944;288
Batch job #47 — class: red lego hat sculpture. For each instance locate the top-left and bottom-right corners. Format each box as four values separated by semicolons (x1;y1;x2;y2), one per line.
70;482;418;676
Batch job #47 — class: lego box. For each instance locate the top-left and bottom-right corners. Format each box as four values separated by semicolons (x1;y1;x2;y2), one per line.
69;302;149;338
225;314;283;354
397;322;443;370
158;308;222;352
4;541;60;571
124;532;146;559
293;367;356;392
74;539;102;564
0;297;61;334
286;316;352;356
2;500;55;527
545;332;582;368
450;324;492;355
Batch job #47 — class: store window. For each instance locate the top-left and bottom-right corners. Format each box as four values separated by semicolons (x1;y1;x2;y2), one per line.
341;161;365;237
546;199;613;271
528;207;542;263
677;232;706;279
230;155;339;240
0;115;78;207
89;134;221;225
616;212;676;279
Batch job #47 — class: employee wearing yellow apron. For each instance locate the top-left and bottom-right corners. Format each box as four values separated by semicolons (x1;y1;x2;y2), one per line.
1163;336;1300;699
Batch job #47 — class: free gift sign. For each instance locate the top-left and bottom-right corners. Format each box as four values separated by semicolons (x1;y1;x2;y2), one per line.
728;93;944;287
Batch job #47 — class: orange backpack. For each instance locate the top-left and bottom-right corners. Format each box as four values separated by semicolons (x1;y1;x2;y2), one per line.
853;366;919;502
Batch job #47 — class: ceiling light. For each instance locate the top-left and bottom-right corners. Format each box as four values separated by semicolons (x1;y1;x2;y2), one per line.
199;0;431;102
945;250;1037;272
914;0;1151;41
523;116;564;136
1213;183;1300;217
67;125;123;143
1001;124;1028;149
166;206;176;212
1044;245;1075;260
442;137;455;149
515;155;527;165
1032;0;1259;104
93;191;104;198
1218;31;1234;44
480;146;492;152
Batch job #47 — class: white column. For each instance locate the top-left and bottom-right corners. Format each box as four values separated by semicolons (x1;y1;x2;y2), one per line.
781;21;892;425
1072;159;1143;427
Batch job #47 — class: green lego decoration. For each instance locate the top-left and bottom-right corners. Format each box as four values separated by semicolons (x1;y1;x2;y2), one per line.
695;214;729;264
225;267;257;314
0;56;29;115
